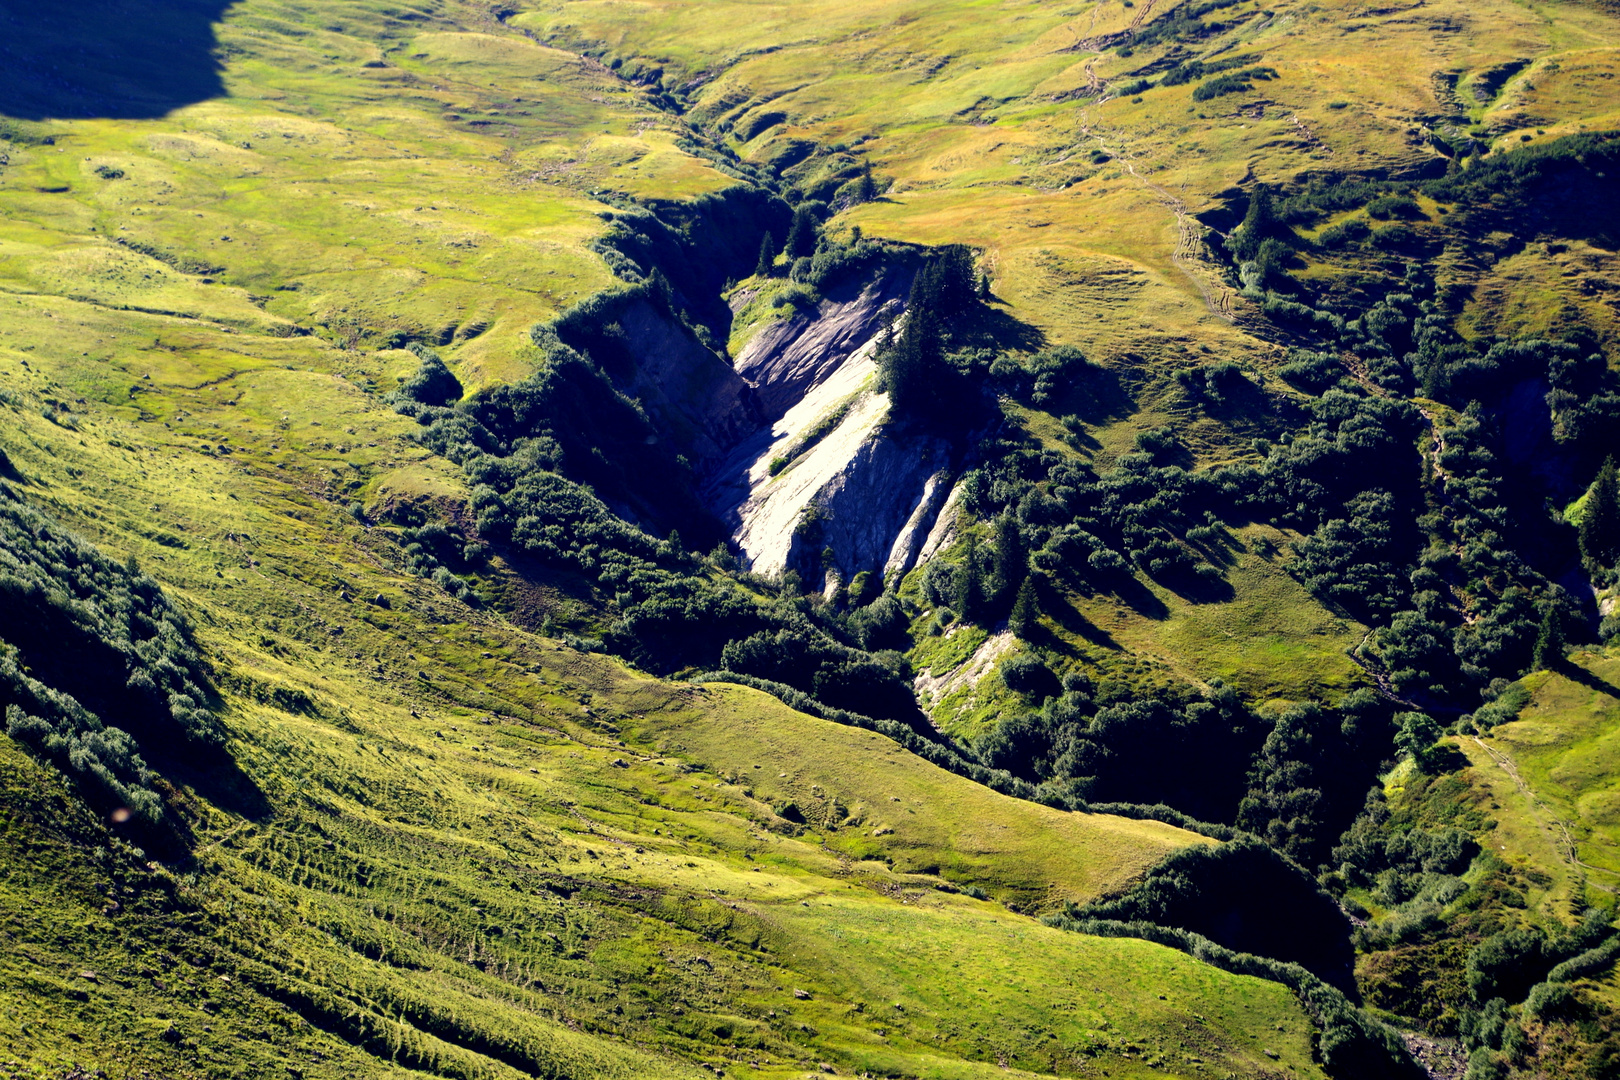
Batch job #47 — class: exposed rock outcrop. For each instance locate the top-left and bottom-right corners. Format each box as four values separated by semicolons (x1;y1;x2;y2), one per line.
887;472;959;575
703;268;964;583
913;630;1017;713
732;274;910;415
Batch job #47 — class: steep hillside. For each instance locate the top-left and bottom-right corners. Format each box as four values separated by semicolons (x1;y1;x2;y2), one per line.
0;403;1316;1080
0;3;1337;1079
3;0;1620;1078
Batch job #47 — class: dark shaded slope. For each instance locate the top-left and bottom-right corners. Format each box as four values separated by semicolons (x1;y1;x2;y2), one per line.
0;1;232;120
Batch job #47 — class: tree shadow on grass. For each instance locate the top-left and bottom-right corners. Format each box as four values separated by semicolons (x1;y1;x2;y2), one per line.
0;1;234;121
1033;579;1120;653
953;298;1047;355
1186;527;1247;570
1110;571;1171;621
1557;658;1620;702
1043;365;1136;429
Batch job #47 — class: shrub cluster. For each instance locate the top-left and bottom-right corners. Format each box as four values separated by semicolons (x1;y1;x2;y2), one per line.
0;484;220;826
1070;839;1356;985
975;680;1266;823
1191;65;1278;101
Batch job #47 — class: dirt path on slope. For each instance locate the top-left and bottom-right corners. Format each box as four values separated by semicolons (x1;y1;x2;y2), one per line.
1471;735;1616;890
1069;90;1237;322
1096;129;1237;321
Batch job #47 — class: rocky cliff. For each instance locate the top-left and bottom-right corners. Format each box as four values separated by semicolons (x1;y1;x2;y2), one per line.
702;269;964;584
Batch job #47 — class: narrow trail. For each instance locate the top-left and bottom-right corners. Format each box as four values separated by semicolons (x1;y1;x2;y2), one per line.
1127;0;1162;33
1052;0;1237;322
1289;113;1331;155
1071;109;1237;321
1472;735;1617;891
1110;142;1237;321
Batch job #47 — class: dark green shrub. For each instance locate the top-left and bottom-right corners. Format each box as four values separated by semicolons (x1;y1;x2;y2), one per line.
1367;194;1425;220
1467;928;1546;1002
1316;217;1370;248
1277;349;1344;394
1192;67;1276;101
395;343;463;407
998;653;1058;700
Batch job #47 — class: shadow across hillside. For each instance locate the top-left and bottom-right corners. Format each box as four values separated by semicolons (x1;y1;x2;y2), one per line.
0;1;234;120
1558;658;1620;701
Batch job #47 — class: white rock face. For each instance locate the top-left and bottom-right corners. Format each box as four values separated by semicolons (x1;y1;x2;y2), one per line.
913;629;1016;710
887;472;958;575
733;276;906;414
704;270;962;584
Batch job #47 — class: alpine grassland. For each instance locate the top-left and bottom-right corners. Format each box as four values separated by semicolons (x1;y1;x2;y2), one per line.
4;0;1620;1077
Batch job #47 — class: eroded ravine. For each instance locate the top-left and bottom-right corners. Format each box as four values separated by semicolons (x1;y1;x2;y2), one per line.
698;268;965;585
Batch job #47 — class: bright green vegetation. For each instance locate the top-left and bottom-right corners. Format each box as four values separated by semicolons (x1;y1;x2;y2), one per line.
1475;652;1620;890
5;0;1620;1077
0;8;1332;1073
625;681;1203;908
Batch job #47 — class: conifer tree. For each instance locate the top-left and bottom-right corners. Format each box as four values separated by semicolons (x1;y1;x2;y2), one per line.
1009;575;1038;638
1579;457;1620;568
1532;602;1565;671
1229;183;1275;263
989;514;1025;614
952;535;983;622
877;247;987;427
878;304;943;417
856;161;877;203
785;207;817;259
755;231;777;278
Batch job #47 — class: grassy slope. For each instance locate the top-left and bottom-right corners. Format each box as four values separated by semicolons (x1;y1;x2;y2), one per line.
1379;648;1620;1020
1466;651;1620;900
0;399;1318;1079
0;2;1330;1078
528;0;1620;723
